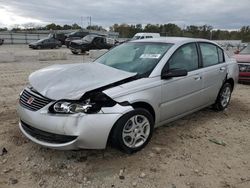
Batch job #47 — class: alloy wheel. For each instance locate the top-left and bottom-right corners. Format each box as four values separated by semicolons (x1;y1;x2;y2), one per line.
122;115;151;148
220;86;231;108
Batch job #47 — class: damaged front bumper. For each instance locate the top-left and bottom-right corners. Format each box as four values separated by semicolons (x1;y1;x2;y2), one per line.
17;103;133;150
69;46;81;53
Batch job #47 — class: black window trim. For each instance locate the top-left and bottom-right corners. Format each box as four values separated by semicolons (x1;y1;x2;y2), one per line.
162;42;200;74
217;47;225;63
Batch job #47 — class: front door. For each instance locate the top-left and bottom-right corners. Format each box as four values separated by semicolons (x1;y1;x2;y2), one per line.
160;43;204;122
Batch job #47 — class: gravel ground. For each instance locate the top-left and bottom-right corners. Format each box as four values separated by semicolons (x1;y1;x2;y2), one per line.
0;45;249;188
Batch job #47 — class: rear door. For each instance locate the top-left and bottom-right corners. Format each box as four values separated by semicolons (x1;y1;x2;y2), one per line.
198;42;227;104
160;43;204;121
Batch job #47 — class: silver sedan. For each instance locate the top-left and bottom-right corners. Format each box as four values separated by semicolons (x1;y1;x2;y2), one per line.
18;37;239;153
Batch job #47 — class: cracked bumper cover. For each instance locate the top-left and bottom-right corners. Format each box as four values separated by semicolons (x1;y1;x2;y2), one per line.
17;103;133;150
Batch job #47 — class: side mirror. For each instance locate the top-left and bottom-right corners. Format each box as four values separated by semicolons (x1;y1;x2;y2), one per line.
161;69;188;79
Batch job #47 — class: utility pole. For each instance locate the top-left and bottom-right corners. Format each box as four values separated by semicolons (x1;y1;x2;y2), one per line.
87;16;91;28
80;16;83;29
210;30;213;40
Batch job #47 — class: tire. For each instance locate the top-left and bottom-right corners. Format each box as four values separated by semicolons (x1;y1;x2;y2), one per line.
213;82;232;111
56;45;59;49
111;108;154;154
37;46;41;49
71;51;79;55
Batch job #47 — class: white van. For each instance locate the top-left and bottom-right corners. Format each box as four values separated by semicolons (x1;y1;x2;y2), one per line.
132;33;160;40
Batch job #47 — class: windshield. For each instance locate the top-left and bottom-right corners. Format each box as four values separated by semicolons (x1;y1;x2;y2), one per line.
68;31;77;37
132;36;141;40
82;35;95;42
95;42;173;76
36;38;46;43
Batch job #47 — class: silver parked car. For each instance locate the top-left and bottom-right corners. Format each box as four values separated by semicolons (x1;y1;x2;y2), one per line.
18;37;239;153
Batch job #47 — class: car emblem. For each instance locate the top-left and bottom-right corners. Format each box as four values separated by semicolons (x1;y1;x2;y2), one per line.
27;97;34;104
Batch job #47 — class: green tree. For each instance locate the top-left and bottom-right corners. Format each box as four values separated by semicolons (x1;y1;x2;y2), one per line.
0;27;8;31
160;24;182;36
71;23;82;30
62;24;72;30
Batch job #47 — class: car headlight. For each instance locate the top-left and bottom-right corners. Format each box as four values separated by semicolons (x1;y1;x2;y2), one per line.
49;92;116;114
238;64;250;72
53;101;92;113
239;65;247;72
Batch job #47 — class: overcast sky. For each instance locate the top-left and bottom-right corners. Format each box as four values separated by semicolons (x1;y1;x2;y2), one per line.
0;0;250;29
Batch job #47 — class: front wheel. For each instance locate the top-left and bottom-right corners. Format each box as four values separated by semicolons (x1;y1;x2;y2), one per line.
213;82;232;111
111;108;154;154
71;50;79;55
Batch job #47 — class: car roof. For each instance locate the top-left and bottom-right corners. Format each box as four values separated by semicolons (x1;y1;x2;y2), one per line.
130;37;216;45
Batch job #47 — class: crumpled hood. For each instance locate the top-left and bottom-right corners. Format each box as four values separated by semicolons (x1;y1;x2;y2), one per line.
29;62;136;100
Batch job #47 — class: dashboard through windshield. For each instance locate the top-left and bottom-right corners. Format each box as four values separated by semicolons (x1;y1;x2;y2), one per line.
95;42;173;76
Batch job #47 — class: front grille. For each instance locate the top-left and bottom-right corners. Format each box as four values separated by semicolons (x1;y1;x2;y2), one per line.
238;63;250;72
21;121;77;144
69;42;81;49
19;89;52;111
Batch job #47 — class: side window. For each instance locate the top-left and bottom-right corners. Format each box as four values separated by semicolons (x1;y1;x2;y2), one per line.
146;36;153;38
101;38;106;43
218;48;225;63
140;36;145;39
168;43;199;72
200;43;219;67
93;37;99;43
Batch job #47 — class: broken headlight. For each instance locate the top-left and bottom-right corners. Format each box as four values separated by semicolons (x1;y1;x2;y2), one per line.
49;92;116;114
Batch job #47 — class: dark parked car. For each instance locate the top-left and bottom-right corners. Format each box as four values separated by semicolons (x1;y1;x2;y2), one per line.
49;33;66;45
69;34;115;54
0;38;4;45
65;31;89;47
29;38;62;49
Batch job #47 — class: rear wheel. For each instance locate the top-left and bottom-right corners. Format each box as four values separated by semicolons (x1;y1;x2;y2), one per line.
111;108;154;154
213;82;232;111
71;51;79;55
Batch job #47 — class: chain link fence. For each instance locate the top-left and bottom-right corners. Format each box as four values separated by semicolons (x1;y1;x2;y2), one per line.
0;30;119;44
0;32;48;44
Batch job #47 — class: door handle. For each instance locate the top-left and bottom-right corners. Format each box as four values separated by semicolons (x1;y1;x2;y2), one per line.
220;67;226;72
194;75;202;80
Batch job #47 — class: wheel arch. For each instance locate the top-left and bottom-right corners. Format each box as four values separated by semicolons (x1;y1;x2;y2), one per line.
130;102;156;122
226;78;234;91
106;101;156;147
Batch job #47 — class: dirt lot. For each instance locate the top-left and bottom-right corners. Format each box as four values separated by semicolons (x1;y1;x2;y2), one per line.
0;45;249;188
